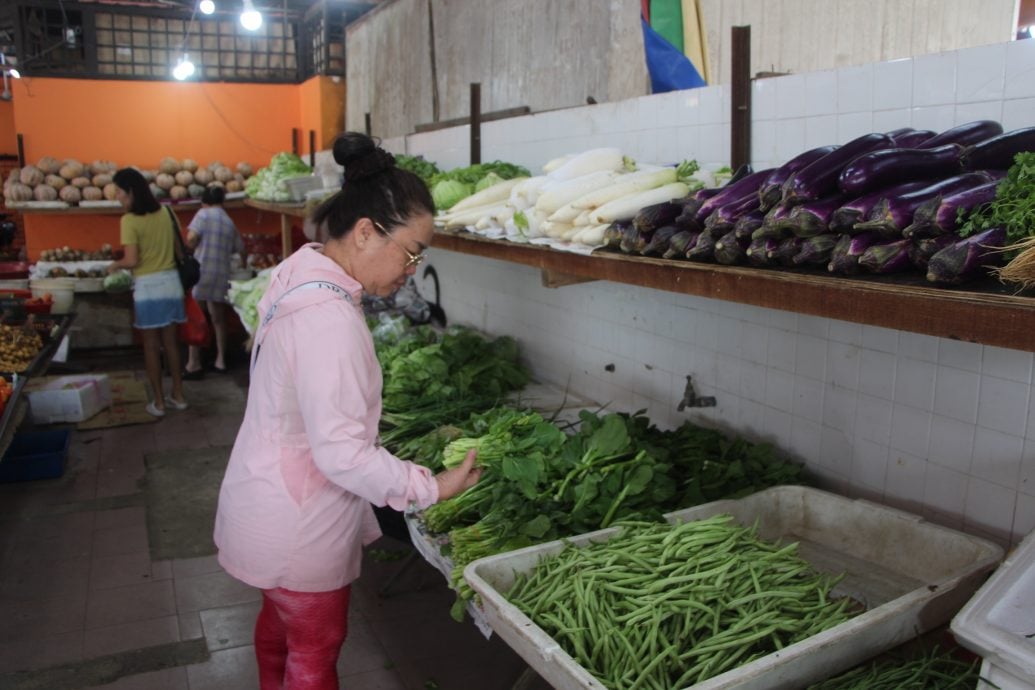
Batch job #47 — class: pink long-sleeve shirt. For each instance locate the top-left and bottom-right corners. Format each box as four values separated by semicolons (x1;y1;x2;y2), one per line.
214;244;439;592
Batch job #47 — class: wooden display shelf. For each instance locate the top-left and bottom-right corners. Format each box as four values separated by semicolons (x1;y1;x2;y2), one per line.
433;229;1035;353
242;199;307;259
9;199;250;215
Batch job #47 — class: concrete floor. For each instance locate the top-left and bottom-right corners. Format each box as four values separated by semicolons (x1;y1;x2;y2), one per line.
0;350;550;689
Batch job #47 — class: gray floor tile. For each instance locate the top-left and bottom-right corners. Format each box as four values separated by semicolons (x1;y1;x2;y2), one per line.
179;612;204;641
92;521;150;559
94;505;146;531
83;615;181;658
337;610;393;676
170;554;221;580
90;666;190;690
173;569;260;613
0;556;91;601
90;550;156;590
186;644;259;690
338;666;410;690
199;600;261;651
0;592;87;642
85;579;177;629
0;629;84;674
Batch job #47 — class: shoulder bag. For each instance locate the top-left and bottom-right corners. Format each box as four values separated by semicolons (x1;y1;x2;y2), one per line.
167;206;200;291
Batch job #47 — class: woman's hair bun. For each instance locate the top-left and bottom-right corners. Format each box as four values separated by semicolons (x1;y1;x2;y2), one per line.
334;132;396;182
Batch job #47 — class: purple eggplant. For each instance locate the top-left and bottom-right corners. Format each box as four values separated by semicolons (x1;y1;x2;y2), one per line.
902;179;1002;239
746;236;780;266
927;226;1008;284
686;228;718;262
786;194;847;238
890;129;937;147
908;235;957;270
663;230;700;259
674;200;705;232
919;120;1004;149
769;236;805;266
962;127;1035;171
618;224;642;254
733;210;766;241
828;232;881;275
692;186;723;202
633;201;683;234
694;169;774;223
782;133;895;206
792;234;839;266
858;239;913;273
829;181;932;234
758;145;839;211
853;172;994;238
703;191;761;233
641;226;679;257
714;230;750;265
838;144;964;196
602;223;625;250
753;204;793;240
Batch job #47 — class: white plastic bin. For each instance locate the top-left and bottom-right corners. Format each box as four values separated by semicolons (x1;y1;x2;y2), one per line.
465;486;1003;690
952;528;1035;689
29;277;75;314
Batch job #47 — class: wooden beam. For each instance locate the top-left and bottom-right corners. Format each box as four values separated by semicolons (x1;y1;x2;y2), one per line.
730;25;752;170
469;82;481;165
413;106;532;134
540;269;595;289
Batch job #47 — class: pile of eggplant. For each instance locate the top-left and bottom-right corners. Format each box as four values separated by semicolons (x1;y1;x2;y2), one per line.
603;121;1035;285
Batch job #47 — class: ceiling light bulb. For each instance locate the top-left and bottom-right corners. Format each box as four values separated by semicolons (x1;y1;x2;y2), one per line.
240;0;262;30
8;68;19;79
199;0;215;14
173;54;195;81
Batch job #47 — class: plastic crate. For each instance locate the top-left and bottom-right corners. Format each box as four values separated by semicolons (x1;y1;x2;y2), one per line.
952;528;1035;689
0;429;71;482
465;486;1004;690
283;175;323;201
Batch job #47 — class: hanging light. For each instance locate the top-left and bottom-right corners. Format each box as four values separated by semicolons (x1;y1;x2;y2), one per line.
240;0;262;31
8;68;19;79
172;53;196;80
199;0;215;15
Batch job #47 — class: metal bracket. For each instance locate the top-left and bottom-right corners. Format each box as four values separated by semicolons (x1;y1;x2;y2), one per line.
677;375;716;411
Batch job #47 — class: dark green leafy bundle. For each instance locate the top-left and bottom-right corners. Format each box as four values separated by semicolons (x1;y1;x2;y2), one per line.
806;646;980;689
376;326;530;450
959;152;1035;252
393;154;441;185
427;160;531;187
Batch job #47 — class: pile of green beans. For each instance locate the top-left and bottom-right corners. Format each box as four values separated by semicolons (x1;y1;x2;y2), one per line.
806;646;980;689
505;515;854;690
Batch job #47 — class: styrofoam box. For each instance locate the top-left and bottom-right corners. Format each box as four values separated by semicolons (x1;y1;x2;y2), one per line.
952;528;1035;689
283;175;323;201
465;486;1003;690
26;374;112;424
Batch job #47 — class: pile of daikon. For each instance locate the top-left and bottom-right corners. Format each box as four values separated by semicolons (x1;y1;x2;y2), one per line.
434;148;705;247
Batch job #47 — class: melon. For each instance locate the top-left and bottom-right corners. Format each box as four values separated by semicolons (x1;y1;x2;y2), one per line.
33;185;58;201
59;185;82;203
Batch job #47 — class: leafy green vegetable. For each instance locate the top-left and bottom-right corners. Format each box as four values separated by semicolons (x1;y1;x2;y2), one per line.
245;152;312;202
427;161;530;188
474;172;505;193
103;269;133;293
431;179;473;210
959;152;1035;252
394;154;441;185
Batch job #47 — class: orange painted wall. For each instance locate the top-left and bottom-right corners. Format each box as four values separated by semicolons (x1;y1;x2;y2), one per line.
0;100;15;155
299;75;346;155
10;77;322;259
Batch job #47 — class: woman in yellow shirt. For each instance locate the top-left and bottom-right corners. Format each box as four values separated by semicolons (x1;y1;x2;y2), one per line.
107;168;188;417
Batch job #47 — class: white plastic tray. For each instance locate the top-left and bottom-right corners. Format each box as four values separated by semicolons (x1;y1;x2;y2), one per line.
953;528;1035;689
466;485;1003;690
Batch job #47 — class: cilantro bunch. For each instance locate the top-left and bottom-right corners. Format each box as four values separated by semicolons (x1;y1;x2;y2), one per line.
959;152;1035;251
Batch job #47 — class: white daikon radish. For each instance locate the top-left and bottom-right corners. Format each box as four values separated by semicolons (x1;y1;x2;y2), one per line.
446;177;527;214
570;168;678;210
534;170;619;215
546;148;626;181
542;154;574;174
590;182;690;224
571;223;610;246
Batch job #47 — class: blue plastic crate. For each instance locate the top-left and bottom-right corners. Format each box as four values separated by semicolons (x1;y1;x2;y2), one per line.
0;430;70;482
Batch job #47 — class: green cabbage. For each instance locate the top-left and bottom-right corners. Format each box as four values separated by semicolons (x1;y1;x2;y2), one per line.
246;152;313;202
432;180;473;211
103;270;133;293
474;172;505;193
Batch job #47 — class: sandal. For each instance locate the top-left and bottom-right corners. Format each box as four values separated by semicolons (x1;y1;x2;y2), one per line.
145;401;165;418
182;368;205;381
164;396;189;411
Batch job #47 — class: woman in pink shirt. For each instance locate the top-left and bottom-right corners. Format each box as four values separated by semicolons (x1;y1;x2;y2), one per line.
213;133;480;690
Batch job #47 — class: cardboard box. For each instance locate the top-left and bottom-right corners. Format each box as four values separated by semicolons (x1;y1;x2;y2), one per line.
26;374;112;424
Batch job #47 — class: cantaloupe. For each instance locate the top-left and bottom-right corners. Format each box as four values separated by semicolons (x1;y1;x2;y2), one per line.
181;159;198;172
225;180;243;193
92;173;113;188
45;174;67;190
159;157;181;174
103;183;119;200
20;166;43;187
70;176;91;189
59;185;82;203
214;166;234;183
193;168;213;185
170;185;188;200
4;183;32;202
175;170;194;187
60;160;85;180
155;173;176;191
236;162;253;177
33;185;58;201
89;160;118;175
82;186;104;201
37;157;61;175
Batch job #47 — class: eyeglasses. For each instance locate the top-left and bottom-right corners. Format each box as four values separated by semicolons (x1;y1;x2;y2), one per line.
373;221;425;268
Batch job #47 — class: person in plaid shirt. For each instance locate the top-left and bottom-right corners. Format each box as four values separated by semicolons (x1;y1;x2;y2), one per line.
184;186;244;376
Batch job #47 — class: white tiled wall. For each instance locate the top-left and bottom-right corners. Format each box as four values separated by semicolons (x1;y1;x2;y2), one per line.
405;40;1035;547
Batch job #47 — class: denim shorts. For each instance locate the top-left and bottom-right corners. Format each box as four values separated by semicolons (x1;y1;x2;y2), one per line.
133;269;186;329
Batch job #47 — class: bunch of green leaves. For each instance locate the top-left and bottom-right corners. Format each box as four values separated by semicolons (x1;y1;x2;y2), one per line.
959;152;1035;251
428;160;531;187
393;154;441;185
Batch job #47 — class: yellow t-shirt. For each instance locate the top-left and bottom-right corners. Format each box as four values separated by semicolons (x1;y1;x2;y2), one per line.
120;209;177;277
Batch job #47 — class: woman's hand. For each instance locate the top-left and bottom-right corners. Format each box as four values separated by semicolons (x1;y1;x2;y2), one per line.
433;449;481;501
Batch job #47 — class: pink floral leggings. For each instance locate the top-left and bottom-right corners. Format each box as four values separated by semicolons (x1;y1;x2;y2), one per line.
254;585;351;690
